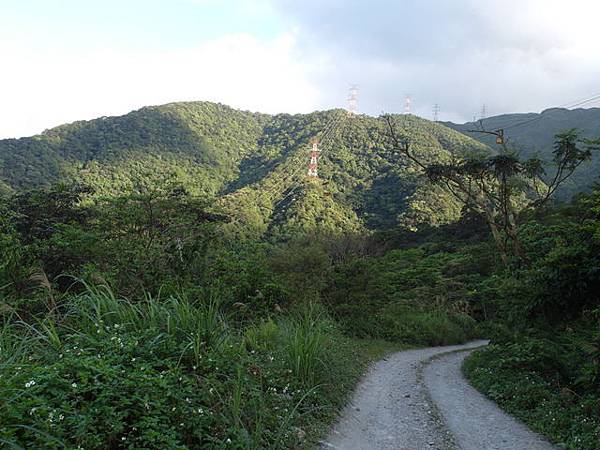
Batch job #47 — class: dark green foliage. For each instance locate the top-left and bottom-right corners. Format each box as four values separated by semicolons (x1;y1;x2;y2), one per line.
0;288;392;450
462;186;600;449
7;102;600;448
0;183;220;298
324;246;481;345
0;177;480;449
0;102;491;234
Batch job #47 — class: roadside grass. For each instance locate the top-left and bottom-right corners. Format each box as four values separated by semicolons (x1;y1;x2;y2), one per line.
463;341;600;450
0;284;402;449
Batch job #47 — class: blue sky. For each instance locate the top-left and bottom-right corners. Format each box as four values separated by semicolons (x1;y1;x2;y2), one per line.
1;0;283;49
1;0;599;138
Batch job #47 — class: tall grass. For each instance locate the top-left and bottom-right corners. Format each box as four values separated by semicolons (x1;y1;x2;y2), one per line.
0;283;366;449
282;305;326;387
65;282;228;351
0;320;28;367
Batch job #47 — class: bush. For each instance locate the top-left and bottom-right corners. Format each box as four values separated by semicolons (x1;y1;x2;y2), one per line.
0;286;375;450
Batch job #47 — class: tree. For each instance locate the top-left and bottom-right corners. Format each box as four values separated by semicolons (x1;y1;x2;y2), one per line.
384;116;600;265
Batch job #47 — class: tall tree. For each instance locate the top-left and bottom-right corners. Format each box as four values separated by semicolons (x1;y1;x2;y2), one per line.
385;116;600;265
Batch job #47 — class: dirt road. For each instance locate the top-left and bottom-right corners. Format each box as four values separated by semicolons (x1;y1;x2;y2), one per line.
320;340;556;450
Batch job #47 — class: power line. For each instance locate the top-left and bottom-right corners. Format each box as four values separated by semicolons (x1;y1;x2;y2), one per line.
308;109;346;178
489;92;600;133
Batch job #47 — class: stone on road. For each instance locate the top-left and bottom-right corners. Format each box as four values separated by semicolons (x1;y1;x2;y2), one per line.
424;350;557;450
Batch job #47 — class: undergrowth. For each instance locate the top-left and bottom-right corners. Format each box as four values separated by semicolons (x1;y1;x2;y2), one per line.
0;285;397;449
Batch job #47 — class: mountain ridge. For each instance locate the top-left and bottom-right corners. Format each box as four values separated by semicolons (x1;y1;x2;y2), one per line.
0;101;498;234
444;107;600;198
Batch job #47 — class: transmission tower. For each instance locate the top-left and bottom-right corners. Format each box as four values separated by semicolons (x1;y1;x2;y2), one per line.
307;138;321;178
433;104;440;122
404;95;412;114
347;85;359;115
480;104;487;120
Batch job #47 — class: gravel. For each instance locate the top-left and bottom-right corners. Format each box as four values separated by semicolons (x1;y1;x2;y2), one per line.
424;349;557;450
320;340;557;450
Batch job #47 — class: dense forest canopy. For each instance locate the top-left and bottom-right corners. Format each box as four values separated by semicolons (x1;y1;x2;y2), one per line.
1;102;599;449
0;101;492;235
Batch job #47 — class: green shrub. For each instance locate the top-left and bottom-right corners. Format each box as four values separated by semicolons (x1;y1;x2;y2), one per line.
0;286;381;449
244;319;281;352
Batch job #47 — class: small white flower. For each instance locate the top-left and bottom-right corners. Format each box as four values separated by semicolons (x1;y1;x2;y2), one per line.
121;436;126;441
71;383;78;388
226;438;232;444
25;380;36;388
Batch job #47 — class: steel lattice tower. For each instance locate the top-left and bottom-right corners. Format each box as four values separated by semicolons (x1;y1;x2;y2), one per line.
433;104;440;122
307;138;321;177
404;95;412;114
480;104;487;120
347;85;359;115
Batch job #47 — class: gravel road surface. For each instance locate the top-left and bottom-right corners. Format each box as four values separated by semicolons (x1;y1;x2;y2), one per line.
424;350;557;450
320;340;557;450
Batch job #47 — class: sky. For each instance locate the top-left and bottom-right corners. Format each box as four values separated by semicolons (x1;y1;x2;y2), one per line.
1;0;599;138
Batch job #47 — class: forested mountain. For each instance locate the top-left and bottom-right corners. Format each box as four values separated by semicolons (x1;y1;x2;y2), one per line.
445;107;600;199
0;101;490;234
3;103;600;449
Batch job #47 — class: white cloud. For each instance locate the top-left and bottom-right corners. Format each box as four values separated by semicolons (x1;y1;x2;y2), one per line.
3;0;600;139
0;32;319;138
270;0;600;121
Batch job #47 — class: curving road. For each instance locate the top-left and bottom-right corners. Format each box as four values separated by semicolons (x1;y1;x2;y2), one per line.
319;340;557;450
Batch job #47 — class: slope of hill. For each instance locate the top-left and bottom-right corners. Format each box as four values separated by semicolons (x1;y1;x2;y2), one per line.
0;102;491;234
444;107;600;199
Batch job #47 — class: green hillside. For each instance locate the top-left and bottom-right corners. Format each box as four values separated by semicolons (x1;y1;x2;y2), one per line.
444;107;600;199
0;102;490;234
3;104;600;449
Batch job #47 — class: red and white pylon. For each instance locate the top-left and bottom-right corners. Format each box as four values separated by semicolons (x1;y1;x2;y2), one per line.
307;138;321;177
